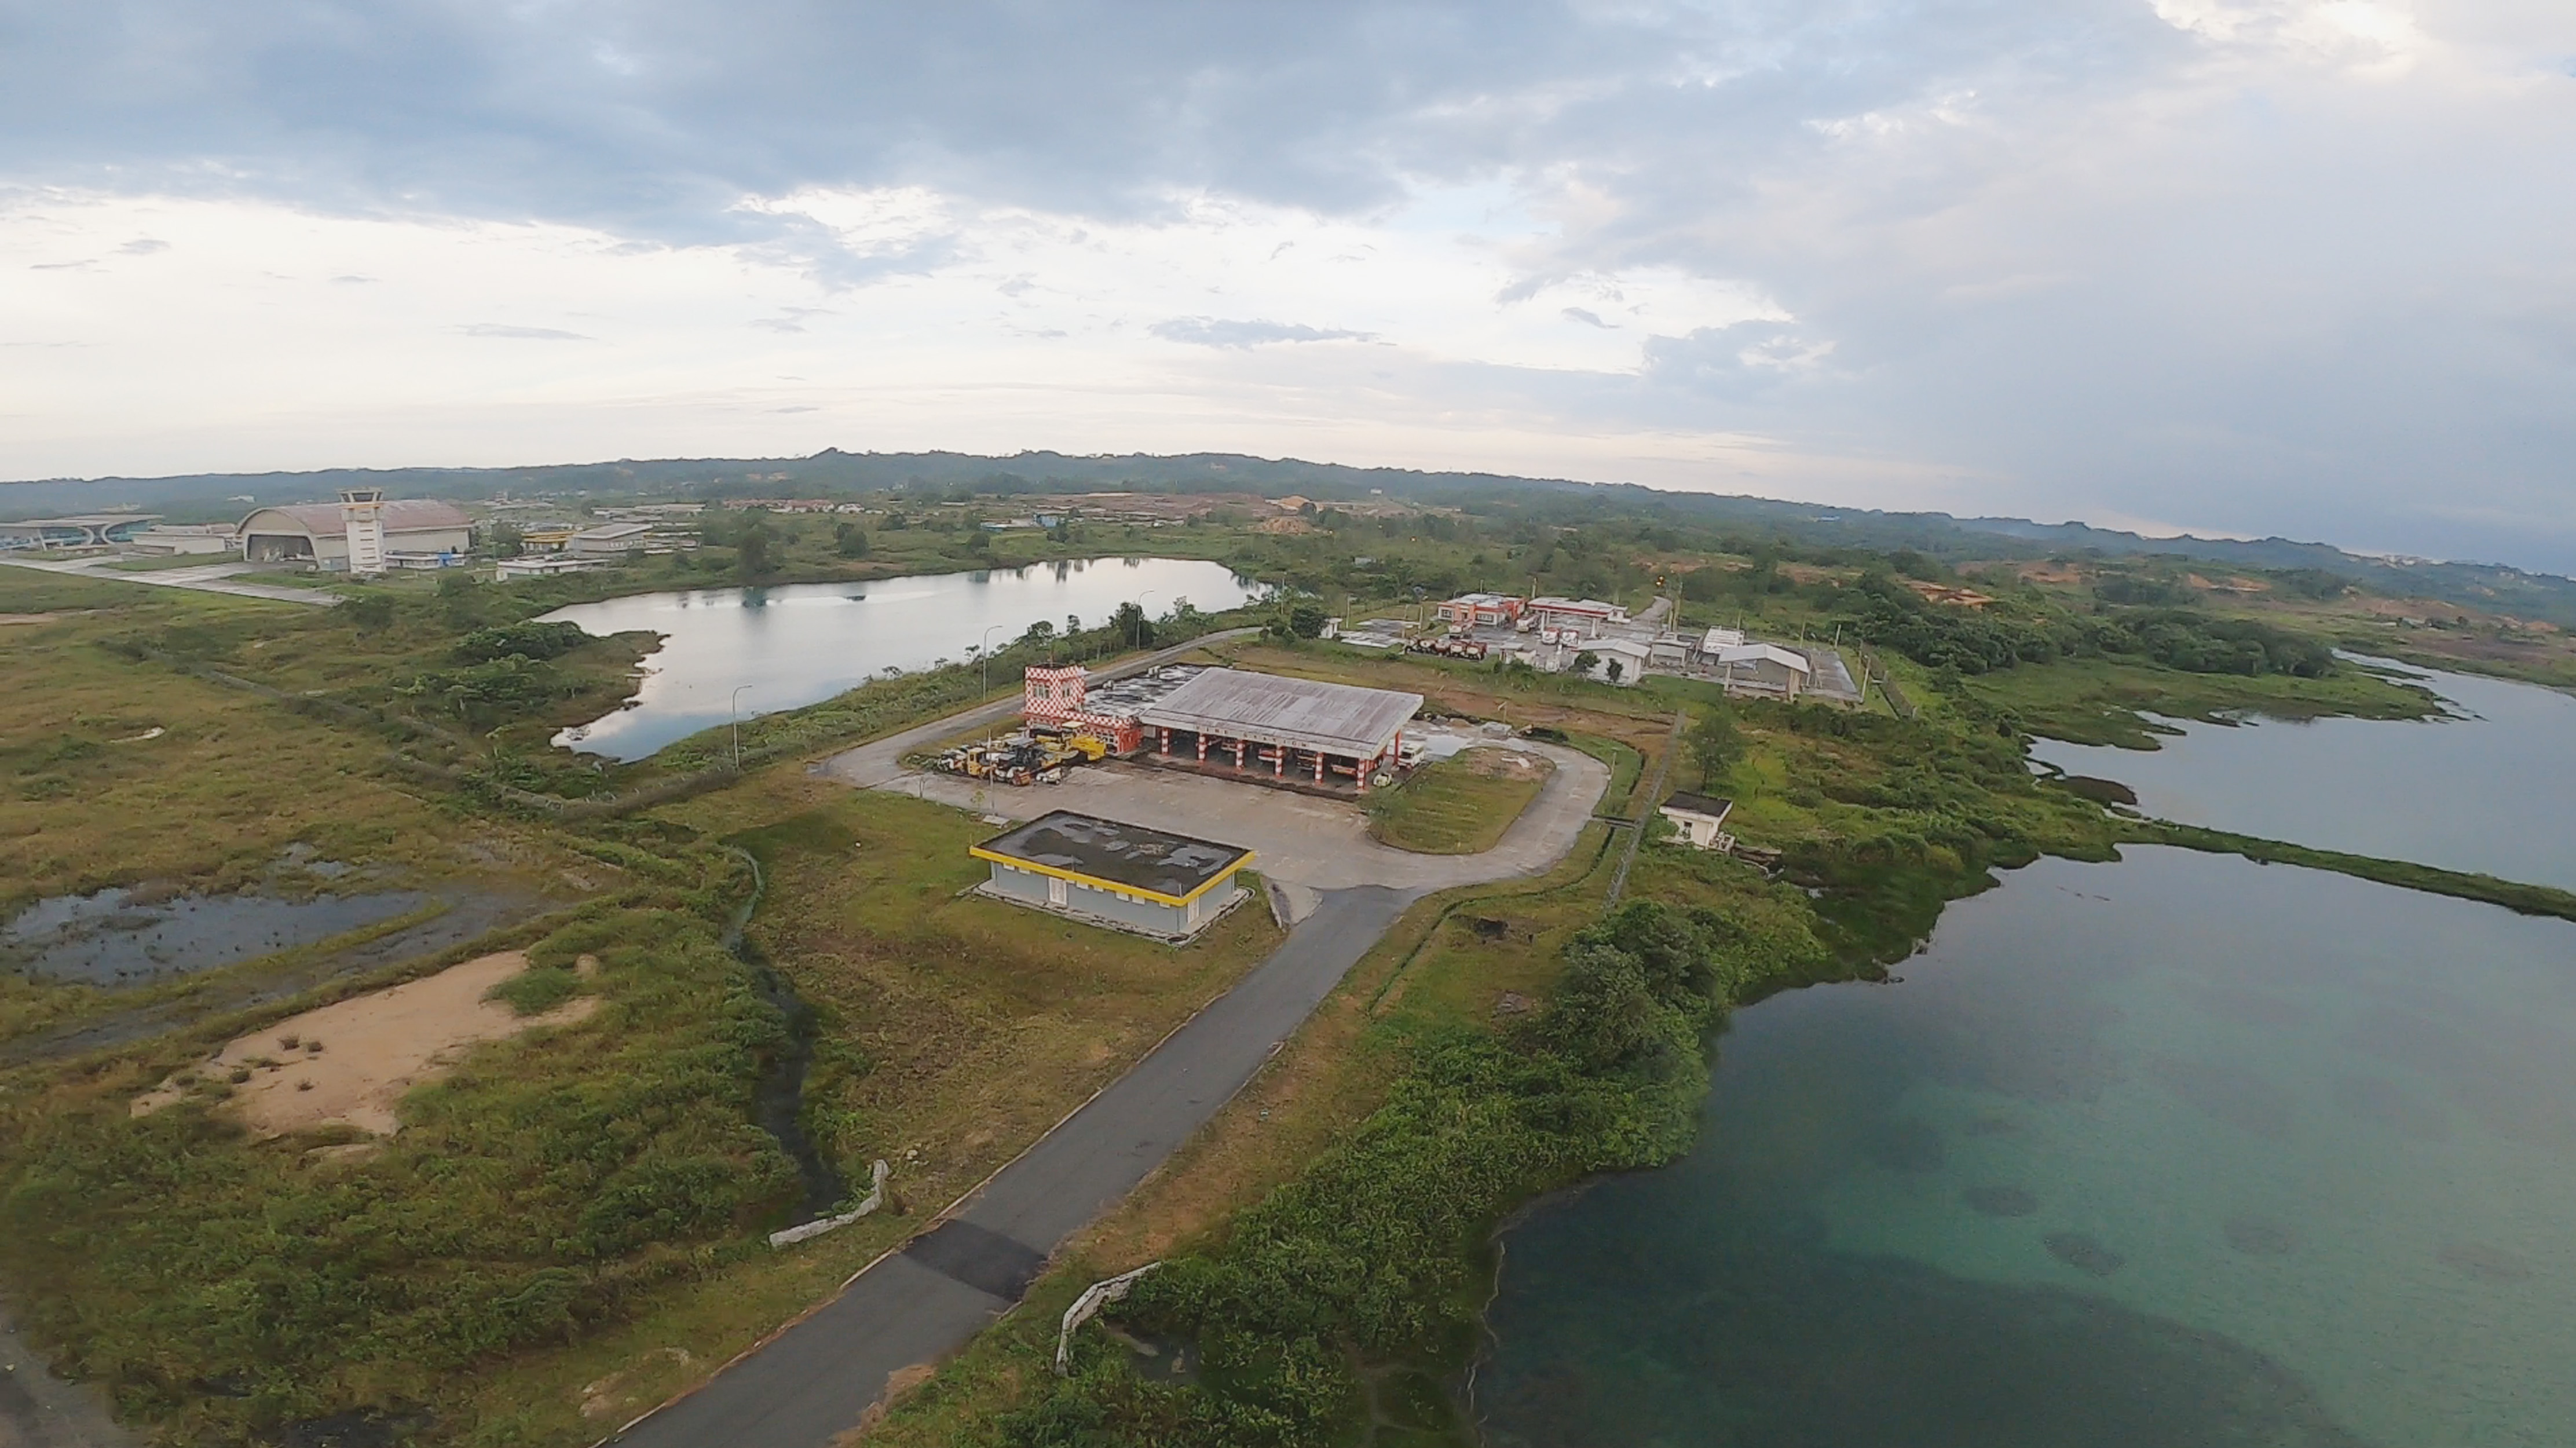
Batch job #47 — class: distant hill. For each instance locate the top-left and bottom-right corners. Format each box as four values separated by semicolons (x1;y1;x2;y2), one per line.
9;448;2572;624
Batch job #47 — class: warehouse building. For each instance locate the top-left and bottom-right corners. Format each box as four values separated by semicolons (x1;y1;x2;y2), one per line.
237;499;473;568
971;811;1253;939
1135;667;1422;793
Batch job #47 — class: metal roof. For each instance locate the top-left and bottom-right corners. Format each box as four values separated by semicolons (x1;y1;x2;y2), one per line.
1660;792;1735;820
1711;643;1812;673
237;500;472;539
971;811;1251;902
1135;668;1423;758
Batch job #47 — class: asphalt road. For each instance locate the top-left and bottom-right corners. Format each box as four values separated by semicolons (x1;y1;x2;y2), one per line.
0;1300;130;1448
0;555;339;605
610;884;1411;1448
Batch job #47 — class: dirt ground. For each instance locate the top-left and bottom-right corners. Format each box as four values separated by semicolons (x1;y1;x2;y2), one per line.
1458;747;1549;782
131;950;597;1136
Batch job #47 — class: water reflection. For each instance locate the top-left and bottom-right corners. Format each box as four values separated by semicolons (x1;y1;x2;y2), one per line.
540;557;1263;760
3;886;430;987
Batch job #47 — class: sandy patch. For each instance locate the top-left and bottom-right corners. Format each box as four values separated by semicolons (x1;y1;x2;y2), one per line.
1458;746;1553;783
133;950;597;1136
0;612;71;626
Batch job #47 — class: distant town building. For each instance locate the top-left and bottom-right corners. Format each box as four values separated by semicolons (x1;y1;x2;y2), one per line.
1526;596;1630;637
566;522;655;556
494;555;606;579
1435;593;1525;628
1707;642;1813;701
127;524;237;557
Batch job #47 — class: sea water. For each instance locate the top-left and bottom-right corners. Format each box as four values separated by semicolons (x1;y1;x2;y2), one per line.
1481;848;2576;1446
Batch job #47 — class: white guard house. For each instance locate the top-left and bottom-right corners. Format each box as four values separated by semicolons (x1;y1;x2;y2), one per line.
1657;792;1736;851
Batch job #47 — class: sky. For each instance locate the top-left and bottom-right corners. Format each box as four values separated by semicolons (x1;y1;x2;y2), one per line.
2;1;2571;569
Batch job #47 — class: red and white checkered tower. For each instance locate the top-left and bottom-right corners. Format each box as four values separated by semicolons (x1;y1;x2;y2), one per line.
1022;665;1143;751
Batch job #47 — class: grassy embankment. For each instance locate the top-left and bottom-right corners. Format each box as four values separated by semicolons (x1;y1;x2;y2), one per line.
1365;751;1553;854
1956;650;2443;748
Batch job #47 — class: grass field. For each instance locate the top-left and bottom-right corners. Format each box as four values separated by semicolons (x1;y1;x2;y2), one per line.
0;575;469;910
1366;748;1553;853
383;774;1285;1442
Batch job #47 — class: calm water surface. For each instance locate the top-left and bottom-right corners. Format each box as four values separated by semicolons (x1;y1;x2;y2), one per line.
541;557;1261;759
2;887;429;986
1480;848;2576;1447
2028;660;2576;891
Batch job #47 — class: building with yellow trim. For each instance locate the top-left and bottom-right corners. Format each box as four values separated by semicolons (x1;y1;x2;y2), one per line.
969;811;1253;940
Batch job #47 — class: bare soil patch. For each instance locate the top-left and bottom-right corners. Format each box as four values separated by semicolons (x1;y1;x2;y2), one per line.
132;950;597;1136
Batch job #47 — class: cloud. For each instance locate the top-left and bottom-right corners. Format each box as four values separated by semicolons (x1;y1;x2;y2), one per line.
1;2;2573;567
458;323;593;341
117;237;167;254
1149;317;1377;348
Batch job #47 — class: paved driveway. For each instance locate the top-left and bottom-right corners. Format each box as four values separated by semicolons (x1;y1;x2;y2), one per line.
860;736;1605;894
0;555;338;605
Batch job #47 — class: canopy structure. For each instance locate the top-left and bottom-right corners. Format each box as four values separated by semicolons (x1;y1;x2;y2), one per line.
1135;668;1424;794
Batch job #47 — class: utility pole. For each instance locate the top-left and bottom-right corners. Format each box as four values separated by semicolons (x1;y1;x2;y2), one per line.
730;685;751;770
980;623;1007;696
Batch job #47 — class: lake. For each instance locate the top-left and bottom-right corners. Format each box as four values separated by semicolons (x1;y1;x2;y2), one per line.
1481;664;2576;1448
2028;659;2576;891
540;557;1263;760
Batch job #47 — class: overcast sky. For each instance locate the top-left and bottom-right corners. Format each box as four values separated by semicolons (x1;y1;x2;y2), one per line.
3;2;2570;568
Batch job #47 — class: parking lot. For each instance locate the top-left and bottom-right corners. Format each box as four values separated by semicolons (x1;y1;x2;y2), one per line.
833;725;1608;900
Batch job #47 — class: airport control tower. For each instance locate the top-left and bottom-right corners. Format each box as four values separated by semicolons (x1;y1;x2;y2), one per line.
338;487;387;577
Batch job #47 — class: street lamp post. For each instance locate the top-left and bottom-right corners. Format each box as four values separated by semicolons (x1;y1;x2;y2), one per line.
730;685;751;770
980;623;1008;696
1134;591;1158;652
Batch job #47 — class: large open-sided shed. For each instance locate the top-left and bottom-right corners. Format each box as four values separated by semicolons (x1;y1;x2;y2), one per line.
1136;668;1422;792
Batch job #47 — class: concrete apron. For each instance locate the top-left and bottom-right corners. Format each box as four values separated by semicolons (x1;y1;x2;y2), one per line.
858;738;1608;895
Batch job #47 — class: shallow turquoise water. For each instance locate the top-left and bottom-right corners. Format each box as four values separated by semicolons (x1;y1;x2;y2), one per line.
1480;847;2576;1447
540;557;1260;759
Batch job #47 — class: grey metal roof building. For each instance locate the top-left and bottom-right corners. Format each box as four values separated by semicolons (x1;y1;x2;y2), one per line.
1136;669;1422;760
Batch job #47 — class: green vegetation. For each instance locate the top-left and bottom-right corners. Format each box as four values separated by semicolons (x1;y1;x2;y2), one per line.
1954;654;2439;748
1364;750;1551;854
9;471;2571;1447
0;890;802;1440
2123;821;2576;924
